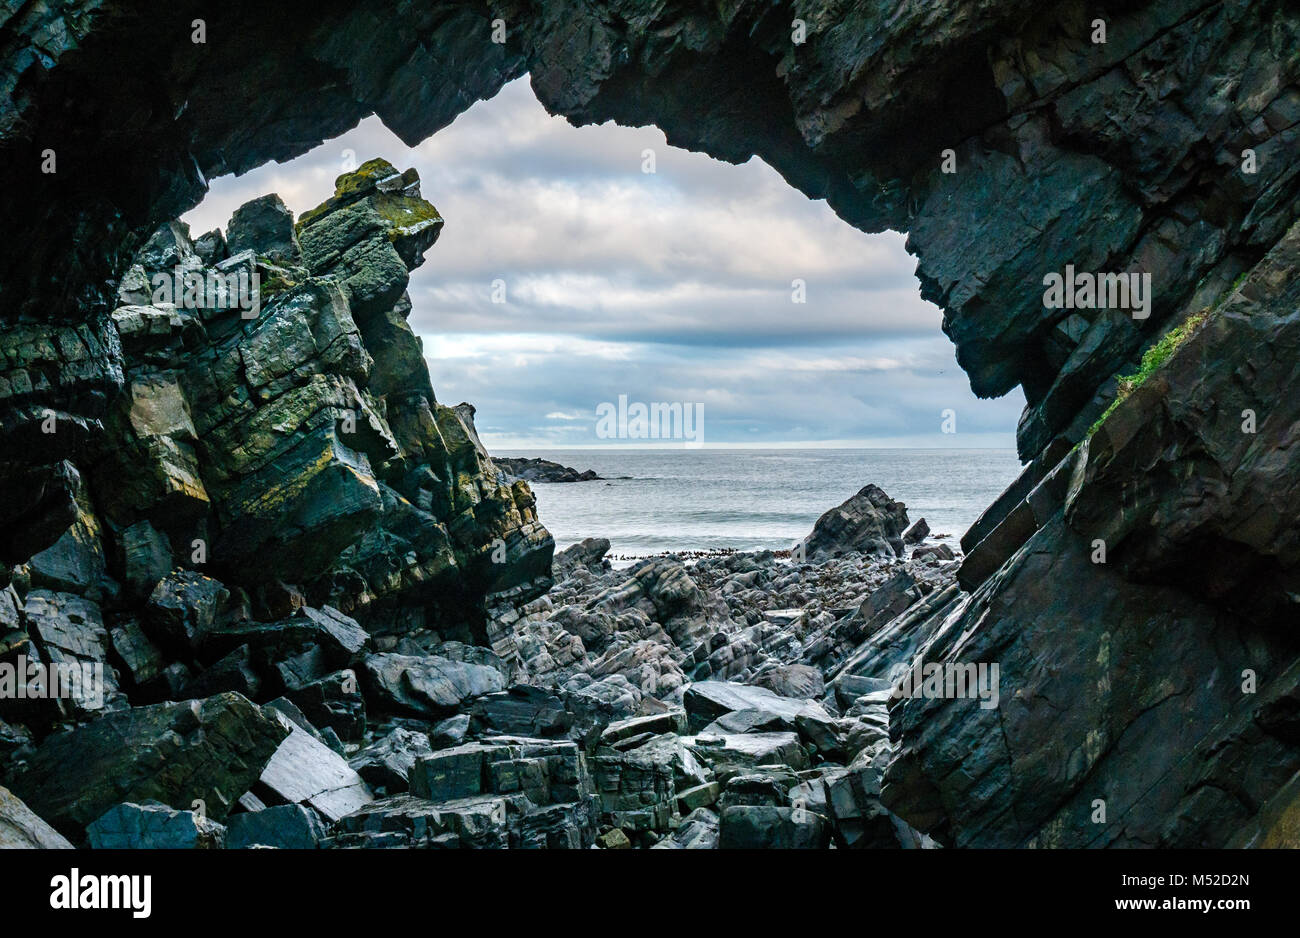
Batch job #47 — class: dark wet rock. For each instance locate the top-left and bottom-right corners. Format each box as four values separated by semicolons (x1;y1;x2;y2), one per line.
652;807;719;850
3;0;1300;852
109;618;168;693
686;732;808;774
911;543;955;562
590;747;679;834
683;681;831;734
495;458;602;483
362;652;504;717
119;521;173;598
377;736;598;848
5;693;286;839
327;793;509;849
226;803;329;850
144;571;230;654
469;683;617;743
676;780;720;814
410;737;592;806
27;485;109;600
902;519;929;545
226;194;301;266
429;713;470;749
553;537;612;577
202;605;369;668
86;801;226;849
718;805;830;849
283;668;366;741
182;644;261;700
349;727;433;793
23;589;123;717
0;785;72;848
254;711;372;822
824;756;926;850
803;485;909;561
600;710;688;746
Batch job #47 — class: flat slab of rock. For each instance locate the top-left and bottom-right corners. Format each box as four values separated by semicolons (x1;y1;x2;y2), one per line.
362;652;504;716
600;710;688;746
5;692;287;838
256;715;372;822
685;732;809;771
329;793;510;849
683;680;832;732
0;785;73;848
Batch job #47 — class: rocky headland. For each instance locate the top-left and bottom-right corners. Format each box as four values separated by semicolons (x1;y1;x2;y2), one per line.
495;457;604;484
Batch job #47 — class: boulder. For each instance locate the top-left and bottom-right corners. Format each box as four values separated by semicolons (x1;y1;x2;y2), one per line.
226;804;329;849
651;807;719;849
912;543;955;562
803;484;908;560
348;727;433;793
22;589;121;716
5;692;287;838
362;653;504;716
553;537;612;577
718;805;830;849
683;680;832;733
144;571;229;653
902;518;930;545
86;801;226;849
0;785;73;848
751;664;824;700
226;194;301;265
254;712;373;822
328;793;509;849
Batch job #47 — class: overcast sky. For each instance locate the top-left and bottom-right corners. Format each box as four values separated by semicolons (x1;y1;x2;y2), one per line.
183;77;1024;450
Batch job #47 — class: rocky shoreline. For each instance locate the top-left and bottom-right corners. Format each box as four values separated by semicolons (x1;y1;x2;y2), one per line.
1;441;962;849
0;164;962;851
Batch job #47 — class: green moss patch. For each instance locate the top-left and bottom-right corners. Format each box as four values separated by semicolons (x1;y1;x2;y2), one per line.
1087;309;1208;437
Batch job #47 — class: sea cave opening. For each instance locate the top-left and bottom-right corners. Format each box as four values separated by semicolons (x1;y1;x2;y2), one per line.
181;77;1026;562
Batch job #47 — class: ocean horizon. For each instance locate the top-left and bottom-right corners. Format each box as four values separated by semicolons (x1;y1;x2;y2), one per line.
495;447;1024;557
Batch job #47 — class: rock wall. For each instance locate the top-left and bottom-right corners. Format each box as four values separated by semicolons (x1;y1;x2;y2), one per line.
110;159;551;636
2;0;1300;847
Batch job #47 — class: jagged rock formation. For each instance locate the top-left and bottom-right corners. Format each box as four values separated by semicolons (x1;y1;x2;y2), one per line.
2;0;1300;847
104;160;550;639
803;484;909;560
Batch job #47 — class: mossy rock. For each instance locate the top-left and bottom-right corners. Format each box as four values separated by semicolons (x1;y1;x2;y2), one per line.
1087;309;1209;438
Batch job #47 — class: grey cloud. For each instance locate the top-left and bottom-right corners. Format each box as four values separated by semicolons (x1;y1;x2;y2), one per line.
183;76;1024;449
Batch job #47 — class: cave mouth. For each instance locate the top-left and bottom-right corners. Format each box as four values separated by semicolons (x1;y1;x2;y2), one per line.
176;76;1026;558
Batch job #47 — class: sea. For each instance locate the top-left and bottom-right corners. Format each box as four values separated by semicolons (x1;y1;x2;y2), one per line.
493;448;1024;558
